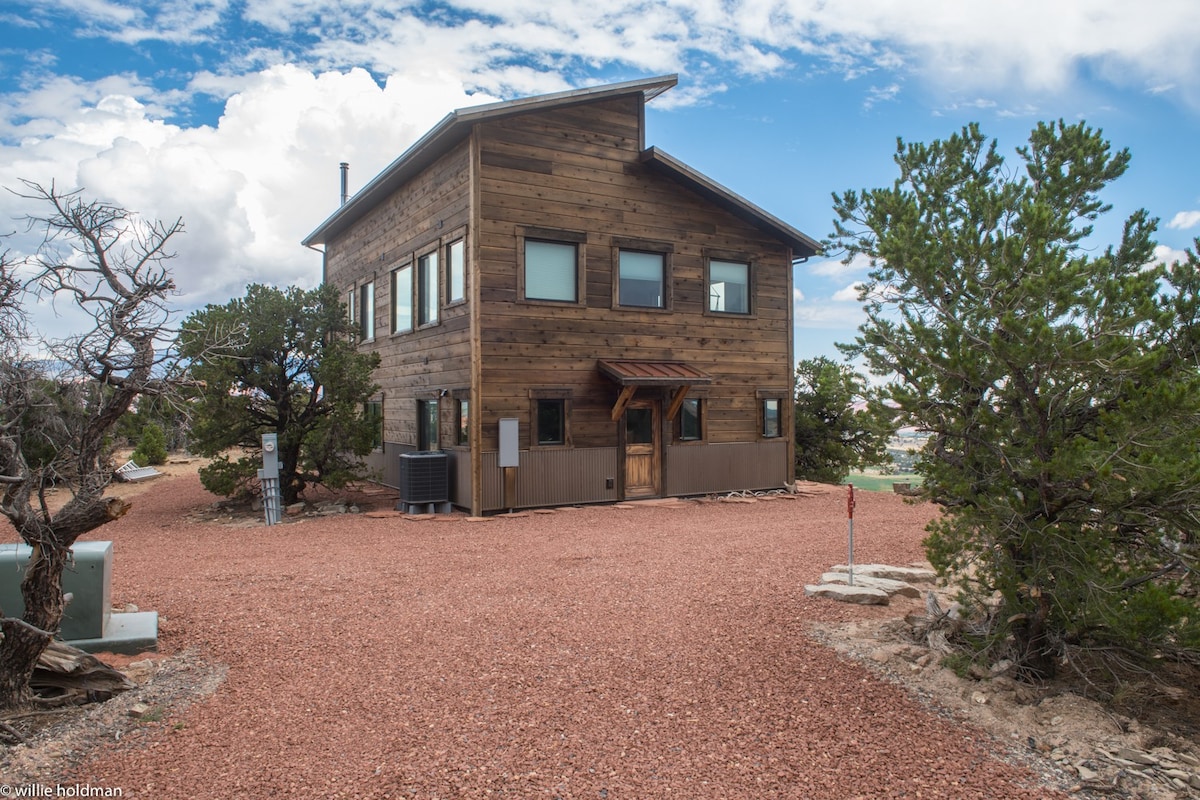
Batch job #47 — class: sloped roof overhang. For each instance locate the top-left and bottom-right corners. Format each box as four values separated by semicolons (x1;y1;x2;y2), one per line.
302;75;679;247
639;146;822;259
598;359;712;421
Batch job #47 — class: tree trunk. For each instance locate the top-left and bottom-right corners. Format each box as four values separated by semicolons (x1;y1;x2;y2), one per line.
0;542;68;711
0;496;129;711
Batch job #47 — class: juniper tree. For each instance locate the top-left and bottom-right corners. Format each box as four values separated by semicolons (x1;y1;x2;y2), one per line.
832;121;1200;678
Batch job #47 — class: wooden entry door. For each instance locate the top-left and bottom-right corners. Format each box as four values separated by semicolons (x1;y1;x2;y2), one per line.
623;400;660;498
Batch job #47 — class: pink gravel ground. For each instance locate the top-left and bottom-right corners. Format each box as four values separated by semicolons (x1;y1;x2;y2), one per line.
62;476;1063;798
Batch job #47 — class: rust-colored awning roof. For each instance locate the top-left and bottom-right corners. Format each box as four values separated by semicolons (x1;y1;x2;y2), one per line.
597;360;713;386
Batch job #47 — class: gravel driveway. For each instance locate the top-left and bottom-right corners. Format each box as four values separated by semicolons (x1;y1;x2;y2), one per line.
63;477;1063;798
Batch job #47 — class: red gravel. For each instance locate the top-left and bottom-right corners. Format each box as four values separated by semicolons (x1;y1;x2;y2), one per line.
63;477;1063;799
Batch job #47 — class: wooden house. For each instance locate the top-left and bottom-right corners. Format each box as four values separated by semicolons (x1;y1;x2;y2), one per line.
302;75;821;516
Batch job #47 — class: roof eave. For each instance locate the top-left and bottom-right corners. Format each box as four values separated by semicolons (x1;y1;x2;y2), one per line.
639;146;822;258
302;75;680;248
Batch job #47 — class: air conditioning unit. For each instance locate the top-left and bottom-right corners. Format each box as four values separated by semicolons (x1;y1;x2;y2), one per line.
397;451;450;513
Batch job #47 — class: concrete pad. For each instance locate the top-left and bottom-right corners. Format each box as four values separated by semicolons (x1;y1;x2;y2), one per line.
820;572;922;598
70;611;158;655
804;583;889;605
829;564;937;583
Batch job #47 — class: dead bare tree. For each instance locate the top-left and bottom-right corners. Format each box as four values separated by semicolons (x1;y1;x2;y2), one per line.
0;180;183;711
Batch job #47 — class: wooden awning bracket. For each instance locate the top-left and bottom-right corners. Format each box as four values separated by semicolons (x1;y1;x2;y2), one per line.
666;385;690;421
611;385;638;421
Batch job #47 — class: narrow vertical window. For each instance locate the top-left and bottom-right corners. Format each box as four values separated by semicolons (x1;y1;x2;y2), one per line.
391;264;412;333
709;260;750;314
360;281;375;341
418;399;439;451
347;288;357;328
364;400;383;450
679;397;702;441
524;240;578;302
618;250;665;308
456;399;469;446
418;251;439;325
762;398;781;439
535;399;566;445
448;239;465;304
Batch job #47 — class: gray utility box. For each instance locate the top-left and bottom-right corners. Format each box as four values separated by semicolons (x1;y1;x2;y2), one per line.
0;541;112;640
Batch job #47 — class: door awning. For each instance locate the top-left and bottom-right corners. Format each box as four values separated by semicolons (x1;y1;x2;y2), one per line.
597;360;713;386
597;360;712;421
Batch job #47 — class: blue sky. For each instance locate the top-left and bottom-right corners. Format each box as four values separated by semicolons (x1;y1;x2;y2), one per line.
2;0;1198;366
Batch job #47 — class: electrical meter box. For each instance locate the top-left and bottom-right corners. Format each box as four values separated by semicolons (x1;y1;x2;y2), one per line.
0;540;113;640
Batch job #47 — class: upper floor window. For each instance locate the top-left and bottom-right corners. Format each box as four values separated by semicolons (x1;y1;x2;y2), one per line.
359;281;375;341
391;264;412;334
709;259;750;314
618;250;665;308
524;239;579;303
447;239;465;304
417;251;438;326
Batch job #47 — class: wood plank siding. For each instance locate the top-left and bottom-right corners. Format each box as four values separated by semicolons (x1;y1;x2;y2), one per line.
475;96;793;453
312;77;814;514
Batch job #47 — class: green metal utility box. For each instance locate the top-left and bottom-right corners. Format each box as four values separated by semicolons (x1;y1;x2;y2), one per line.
0;541;113;640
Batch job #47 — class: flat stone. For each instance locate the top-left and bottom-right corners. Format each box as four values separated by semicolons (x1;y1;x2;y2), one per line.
1116;748;1159;766
819;572;922;598
1076;764;1099;782
804;583;889;605
829;563;937;583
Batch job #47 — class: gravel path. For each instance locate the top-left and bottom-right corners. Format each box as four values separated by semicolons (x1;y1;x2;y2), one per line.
65;477;1064;799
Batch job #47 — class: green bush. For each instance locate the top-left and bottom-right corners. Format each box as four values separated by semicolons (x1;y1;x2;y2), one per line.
131;422;168;466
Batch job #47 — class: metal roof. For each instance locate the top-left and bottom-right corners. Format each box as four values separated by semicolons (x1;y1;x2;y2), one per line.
302;75;679;247
597;359;713;386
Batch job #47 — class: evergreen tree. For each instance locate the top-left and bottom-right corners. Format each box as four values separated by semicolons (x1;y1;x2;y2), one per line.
180;283;380;505
832;121;1200;677
793;357;893;484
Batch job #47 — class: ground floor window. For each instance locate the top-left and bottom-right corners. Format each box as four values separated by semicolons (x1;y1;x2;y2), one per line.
418;399;439;450
679;397;702;441
456;399;469;446
762;398;781;439
535;398;566;445
364;400;383;450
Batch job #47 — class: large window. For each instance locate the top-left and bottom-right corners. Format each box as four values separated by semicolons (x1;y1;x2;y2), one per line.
535;399;566;445
417;251;438;326
359;281;375;341
447;239;465;304
391;264;412;333
679;397;702;441
709;260;750;314
417;399;438;451
524;240;578;302
762;398;781;439
618;250;665;308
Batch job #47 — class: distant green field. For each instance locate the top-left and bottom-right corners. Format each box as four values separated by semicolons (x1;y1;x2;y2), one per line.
843;472;923;492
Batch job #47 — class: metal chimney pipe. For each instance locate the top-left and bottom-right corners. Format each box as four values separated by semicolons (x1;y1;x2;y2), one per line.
339;162;349;206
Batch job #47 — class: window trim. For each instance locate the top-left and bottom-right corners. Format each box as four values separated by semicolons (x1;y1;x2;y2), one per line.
705;254;754;316
518;227;587;306
613;238;673;311
529;388;573;448
757;390;785;440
